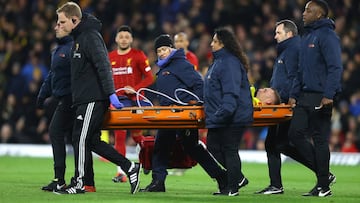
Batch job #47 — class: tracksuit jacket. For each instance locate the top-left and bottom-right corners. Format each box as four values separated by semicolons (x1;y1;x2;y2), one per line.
38;36;73;99
292;18;342;99
155;48;203;106
270;36;300;103
204;48;253;128
70;13;115;106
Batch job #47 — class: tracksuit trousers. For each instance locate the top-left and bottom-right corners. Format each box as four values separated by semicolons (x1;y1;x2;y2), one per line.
289;92;332;189
49;94;94;185
265;120;316;188
72;100;132;187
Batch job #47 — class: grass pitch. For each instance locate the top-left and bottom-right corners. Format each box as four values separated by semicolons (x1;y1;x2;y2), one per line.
0;155;359;203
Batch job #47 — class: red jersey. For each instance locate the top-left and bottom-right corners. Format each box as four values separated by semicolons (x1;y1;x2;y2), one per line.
186;51;199;71
108;48;153;100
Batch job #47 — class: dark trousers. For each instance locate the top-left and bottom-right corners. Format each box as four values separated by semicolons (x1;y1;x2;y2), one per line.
289;92;332;189
152;129;224;181
72;101;131;187
207;127;245;191
49;95;94;185
265;121;316;188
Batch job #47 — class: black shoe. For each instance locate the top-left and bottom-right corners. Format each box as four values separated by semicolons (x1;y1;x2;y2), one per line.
53;186;85;195
41;179;66;191
329;173;336;186
255;185;284;195
139;180;166;192
238;177;249;189
302;186;321;196
318;188;332;197
213;189;239;196
53;177;85;194
127;162;141;194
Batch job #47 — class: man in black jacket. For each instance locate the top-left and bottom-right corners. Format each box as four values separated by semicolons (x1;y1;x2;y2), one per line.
54;2;140;194
37;20;96;192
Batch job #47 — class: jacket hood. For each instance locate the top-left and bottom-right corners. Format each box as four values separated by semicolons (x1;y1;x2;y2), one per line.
304;18;335;32
71;13;102;38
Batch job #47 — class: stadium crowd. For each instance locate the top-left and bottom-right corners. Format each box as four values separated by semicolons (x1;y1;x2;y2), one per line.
0;0;359;153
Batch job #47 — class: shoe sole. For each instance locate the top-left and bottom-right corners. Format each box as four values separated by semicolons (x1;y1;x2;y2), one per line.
262;191;284;195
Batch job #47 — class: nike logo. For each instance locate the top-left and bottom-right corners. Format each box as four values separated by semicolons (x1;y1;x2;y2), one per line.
318;189;331;197
57;184;65;190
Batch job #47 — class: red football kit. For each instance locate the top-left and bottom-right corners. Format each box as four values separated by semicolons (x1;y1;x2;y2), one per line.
109;48;153;100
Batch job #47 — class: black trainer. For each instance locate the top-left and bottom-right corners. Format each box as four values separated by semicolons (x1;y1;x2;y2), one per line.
127;162;141;194
41;179;66;191
53;186;85;194
302;186;321;196
53;177;85;194
139;179;165;192
213;189;239;196
255;185;284;195
238;177;249;189
329;173;336;186
318;188;332;197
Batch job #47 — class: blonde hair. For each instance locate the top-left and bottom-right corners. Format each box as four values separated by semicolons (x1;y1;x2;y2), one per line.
56;1;82;19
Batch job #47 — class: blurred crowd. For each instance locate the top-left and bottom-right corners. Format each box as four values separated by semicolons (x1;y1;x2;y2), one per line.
1;0;359;153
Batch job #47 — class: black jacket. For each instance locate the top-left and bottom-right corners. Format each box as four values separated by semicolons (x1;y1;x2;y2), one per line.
38;36;73;99
70;13;115;106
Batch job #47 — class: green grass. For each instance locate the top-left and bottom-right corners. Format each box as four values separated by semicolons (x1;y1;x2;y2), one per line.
0;156;359;203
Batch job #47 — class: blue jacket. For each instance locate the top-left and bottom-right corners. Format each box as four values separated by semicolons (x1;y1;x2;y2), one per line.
38;36;73;99
270;36;300;103
156;49;203;106
204;48;253;128
294;18;342;99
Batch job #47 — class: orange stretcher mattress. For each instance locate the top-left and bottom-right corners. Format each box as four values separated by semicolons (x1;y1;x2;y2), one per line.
102;105;292;129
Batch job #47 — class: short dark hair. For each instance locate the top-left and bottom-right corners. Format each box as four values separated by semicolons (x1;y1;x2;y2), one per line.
312;0;329;17
276;19;298;36
117;25;132;34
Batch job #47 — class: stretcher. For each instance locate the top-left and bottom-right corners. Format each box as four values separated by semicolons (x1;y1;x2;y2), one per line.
102;104;292;129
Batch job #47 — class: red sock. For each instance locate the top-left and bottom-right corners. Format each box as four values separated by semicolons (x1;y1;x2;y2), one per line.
114;130;126;156
131;130;144;144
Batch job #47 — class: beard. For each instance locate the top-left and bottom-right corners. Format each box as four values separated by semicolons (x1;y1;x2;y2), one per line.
119;45;130;51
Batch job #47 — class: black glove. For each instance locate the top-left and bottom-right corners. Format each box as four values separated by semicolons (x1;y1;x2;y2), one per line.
36;97;45;109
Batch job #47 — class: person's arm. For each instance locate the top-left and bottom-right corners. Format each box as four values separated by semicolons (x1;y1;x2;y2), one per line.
132;51;154;91
320;32;343;100
85;31;115;96
212;59;241;121
37;70;52;109
85;31;123;109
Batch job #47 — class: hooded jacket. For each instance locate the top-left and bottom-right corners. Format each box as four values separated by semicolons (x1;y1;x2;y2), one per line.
156;49;203;106
70;13;115;106
270;35;300;103
38;36;73;99
293;18;342;99
204;48;253;128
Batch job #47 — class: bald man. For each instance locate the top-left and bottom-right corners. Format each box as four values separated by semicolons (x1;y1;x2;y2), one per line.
174;32;199;71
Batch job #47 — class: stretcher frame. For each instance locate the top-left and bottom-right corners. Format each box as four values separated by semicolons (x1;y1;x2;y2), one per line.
102;105;293;129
